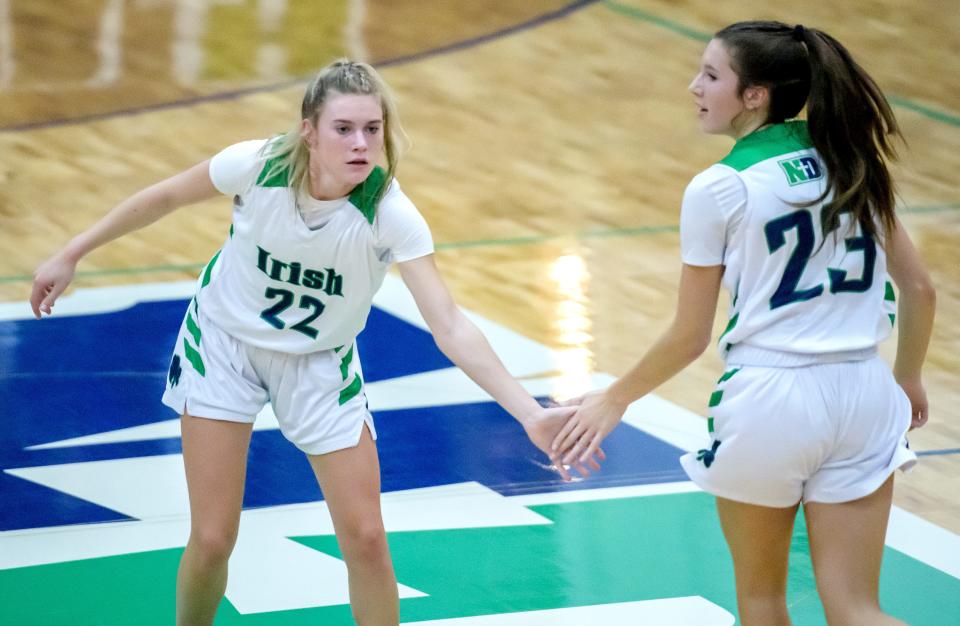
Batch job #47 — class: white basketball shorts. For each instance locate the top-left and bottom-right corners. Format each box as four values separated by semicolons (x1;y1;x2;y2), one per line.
680;355;916;507
161;302;375;456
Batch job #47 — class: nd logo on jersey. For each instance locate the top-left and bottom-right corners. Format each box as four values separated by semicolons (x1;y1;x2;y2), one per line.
778;155;823;186
0;277;958;625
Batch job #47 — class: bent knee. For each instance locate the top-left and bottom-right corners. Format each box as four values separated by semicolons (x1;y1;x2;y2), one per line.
339;521;389;563
189;526;239;564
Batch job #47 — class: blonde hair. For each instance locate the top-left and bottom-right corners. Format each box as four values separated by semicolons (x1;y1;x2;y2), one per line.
261;60;408;207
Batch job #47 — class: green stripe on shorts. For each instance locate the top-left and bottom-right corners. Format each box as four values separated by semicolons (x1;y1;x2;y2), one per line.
339;345;354;381
339;374;363;405
708;390;723;408
185;311;201;346
716;368;740;384
182;338;205;376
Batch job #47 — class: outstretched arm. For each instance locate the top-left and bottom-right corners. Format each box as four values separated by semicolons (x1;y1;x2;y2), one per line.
885;217;936;428
398;254;601;480
553;263;724;464
31;160;219;318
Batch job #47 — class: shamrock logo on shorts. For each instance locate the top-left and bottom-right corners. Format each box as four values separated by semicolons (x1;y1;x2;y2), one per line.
168;355;182;387
696;440;722;468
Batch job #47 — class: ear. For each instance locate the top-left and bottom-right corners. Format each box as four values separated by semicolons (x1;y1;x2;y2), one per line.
742;85;770;112
300;118;315;146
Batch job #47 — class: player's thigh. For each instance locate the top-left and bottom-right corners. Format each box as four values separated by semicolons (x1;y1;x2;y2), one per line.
181;413;253;531
307;425;385;544
804;474;894;597
716;497;799;593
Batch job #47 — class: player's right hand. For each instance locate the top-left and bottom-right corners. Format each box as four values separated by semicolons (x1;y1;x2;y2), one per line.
31;254;77;319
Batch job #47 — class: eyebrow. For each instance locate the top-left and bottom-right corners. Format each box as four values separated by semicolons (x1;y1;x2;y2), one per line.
332;118;383;124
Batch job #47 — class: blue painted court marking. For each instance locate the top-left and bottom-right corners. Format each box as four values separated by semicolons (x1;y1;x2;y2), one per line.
0;277;690;531
0;277;958;625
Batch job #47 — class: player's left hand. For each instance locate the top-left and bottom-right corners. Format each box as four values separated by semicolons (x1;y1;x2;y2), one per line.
897;376;930;430
552;389;626;467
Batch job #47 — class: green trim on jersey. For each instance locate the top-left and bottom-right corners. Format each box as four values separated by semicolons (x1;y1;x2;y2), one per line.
349;166;387;225
718;312;739;347
254;155;384;225
885;281;896;326
885;281;896;302
256;154;290;188
200;250;221;288
718;121;812;172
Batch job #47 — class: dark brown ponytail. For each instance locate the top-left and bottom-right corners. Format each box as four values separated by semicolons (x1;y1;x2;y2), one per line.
715;21;902;241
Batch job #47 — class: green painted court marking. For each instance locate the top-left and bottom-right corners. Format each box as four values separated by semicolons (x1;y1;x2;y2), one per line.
434;224;679;250
603;1;710;42
1;202;954;286
602;0;960;129
2;492;957;625
0;262;208;284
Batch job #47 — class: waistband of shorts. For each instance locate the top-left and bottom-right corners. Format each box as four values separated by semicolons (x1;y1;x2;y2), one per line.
725;344;878;367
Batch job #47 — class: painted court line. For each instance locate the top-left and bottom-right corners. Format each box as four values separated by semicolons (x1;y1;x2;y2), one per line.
401;597;735;625
2;279;958;589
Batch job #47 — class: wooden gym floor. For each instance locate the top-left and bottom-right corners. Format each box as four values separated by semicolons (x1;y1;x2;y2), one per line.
0;1;957;623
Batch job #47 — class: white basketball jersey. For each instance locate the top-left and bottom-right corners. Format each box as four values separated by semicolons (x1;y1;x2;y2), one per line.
194;140;434;354
680;122;896;360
